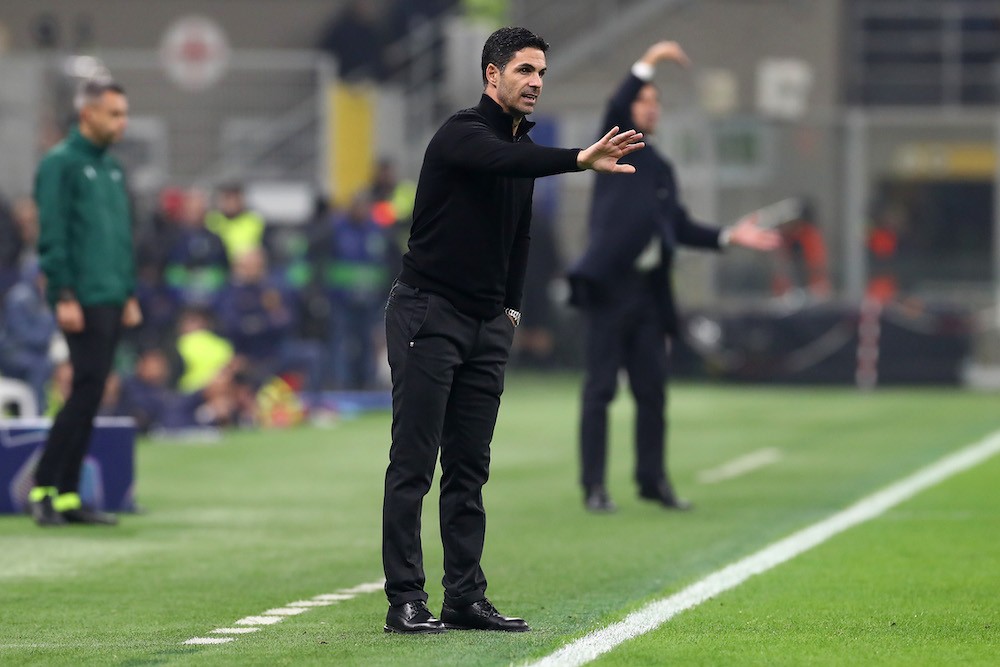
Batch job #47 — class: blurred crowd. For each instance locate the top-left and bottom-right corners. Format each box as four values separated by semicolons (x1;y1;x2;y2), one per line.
0;159;413;434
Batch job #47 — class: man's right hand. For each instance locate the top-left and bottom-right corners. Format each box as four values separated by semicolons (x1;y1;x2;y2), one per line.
56;299;85;333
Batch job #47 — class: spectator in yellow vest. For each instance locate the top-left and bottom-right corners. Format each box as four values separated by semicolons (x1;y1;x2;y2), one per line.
205;183;265;264
175;308;235;394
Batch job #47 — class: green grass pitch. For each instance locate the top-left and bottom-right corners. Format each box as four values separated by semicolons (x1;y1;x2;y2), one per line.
1;374;998;666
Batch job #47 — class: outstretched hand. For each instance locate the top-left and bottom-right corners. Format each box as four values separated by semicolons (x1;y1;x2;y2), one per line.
577;126;645;174
641;40;691;68
728;213;782;251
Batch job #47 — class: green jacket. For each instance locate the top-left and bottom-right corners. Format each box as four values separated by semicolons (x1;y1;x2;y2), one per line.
35;127;136;307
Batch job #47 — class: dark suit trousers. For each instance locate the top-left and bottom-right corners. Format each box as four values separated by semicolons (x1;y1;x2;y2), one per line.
382;281;514;607
579;283;669;490
35;304;124;494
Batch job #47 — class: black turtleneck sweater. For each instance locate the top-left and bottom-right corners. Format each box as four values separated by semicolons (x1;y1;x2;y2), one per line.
399;95;582;320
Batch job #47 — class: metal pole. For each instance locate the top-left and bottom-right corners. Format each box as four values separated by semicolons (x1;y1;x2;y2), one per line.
844;109;868;302
994;112;1000;326
317;54;336;198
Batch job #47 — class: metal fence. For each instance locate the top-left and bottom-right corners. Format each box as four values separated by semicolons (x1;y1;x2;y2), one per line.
99;49;333;194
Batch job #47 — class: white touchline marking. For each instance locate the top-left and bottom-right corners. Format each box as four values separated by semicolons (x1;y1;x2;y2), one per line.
697;448;783;484
235;616;284;626
264;608;309;616
339;581;386;594
211;628;259;634
313;593;355;602
525;430;1000;667
182;579;385;646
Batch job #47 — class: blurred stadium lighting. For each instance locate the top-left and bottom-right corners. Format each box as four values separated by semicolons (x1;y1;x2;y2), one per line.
62;55;109;81
688;316;723;349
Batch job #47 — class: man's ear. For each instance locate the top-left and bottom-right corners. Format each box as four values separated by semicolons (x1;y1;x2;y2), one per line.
485;62;500;87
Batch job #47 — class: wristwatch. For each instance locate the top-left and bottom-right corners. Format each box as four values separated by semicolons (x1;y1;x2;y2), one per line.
504;308;521;327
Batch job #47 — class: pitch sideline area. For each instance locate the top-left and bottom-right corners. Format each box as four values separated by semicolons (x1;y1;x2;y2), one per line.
1;377;998;666
526;429;1000;666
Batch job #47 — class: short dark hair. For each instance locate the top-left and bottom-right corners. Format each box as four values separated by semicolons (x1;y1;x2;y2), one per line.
481;26;549;86
74;78;125;111
216;182;245;195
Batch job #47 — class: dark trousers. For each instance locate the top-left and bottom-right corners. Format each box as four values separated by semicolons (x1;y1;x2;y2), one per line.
35;305;123;495
382;281;513;607
579;284;669;490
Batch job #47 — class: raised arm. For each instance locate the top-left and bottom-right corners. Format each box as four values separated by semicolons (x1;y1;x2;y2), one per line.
638;41;690;70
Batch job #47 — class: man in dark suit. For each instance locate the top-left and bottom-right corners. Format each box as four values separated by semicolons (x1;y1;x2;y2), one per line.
568;41;779;513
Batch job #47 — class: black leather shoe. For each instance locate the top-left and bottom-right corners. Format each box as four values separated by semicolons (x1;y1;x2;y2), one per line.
639;480;693;511
384;601;447;634
584;485;617;513
31;497;66;527
440;598;530;632
62;507;119;525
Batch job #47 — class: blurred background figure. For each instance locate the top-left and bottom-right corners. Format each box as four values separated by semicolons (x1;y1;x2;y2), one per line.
369;157;417;258
10;196;40;268
866;203;911;304
322;192;397;389
0;193;20;293
205;182;266;265
513;200;560;368
383;0;457;85
135;186;186;271
164;189;229;310
131;261;182;350
175;308;235;395
569;41;780;514
0;260;56;412
117;346;235;434
215;247;324;394
0;195;40;298
30;78;142;527
318;0;387;83
770;198;832;302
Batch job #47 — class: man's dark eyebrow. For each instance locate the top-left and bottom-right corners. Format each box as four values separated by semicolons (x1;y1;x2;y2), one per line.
512;62;547;75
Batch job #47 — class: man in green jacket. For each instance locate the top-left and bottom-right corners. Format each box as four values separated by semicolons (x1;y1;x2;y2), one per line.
29;78;143;527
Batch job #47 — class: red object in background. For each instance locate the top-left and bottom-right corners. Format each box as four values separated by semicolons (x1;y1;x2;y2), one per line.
772;220;831;298
866;227;899;303
158;187;186;221
868;228;897;258
371;201;396;227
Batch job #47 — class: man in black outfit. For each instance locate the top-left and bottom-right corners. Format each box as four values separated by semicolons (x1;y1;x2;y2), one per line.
569;41;779;514
382;26;645;634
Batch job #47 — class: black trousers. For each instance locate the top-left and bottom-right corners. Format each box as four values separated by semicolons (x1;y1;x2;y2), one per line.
35;304;123;495
579;283;669;490
382;281;514;607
